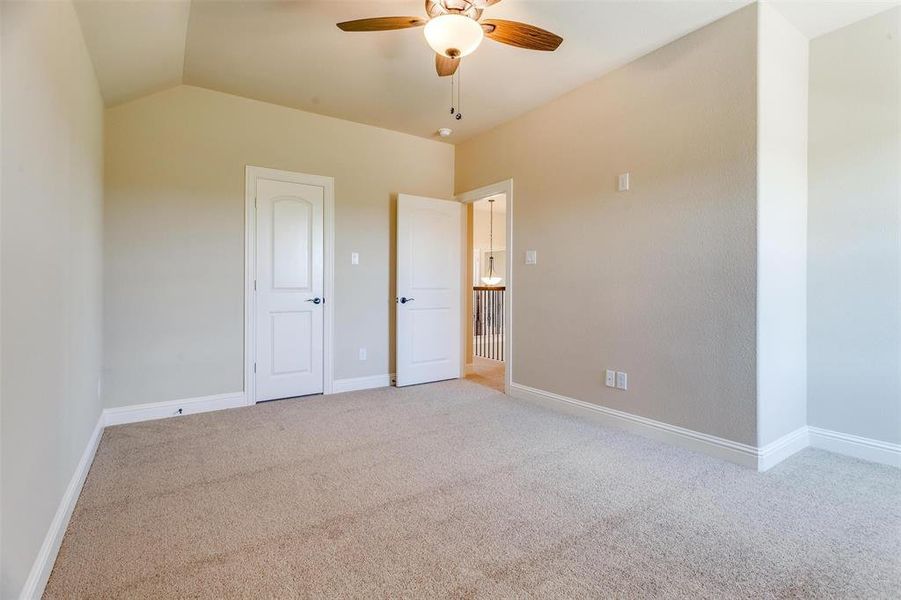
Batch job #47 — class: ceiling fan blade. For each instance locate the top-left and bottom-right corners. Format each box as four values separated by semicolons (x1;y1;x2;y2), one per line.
436;53;460;77
336;16;427;32
481;19;563;51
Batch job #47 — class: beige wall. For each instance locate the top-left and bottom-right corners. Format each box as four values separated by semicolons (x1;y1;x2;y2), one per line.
755;2;808;446
456;5;759;444
808;8;901;444
104;85;454;408
473;198;507;254
0;0;105;596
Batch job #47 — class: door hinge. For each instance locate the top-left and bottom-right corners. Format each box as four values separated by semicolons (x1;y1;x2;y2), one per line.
253;363;257;373
254;279;257;291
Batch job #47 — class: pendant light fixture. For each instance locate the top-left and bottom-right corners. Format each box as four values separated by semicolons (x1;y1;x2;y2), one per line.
480;198;502;286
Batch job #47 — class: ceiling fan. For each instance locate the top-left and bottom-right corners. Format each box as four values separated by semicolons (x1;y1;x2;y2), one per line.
337;0;563;77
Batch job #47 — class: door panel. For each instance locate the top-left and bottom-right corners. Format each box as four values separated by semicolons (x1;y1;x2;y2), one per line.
272;199;312;290
396;194;462;386
270;311;312;375
256;178;324;401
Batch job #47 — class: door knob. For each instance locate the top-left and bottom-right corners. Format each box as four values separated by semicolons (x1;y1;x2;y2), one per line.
399;297;415;304
305;297;322;305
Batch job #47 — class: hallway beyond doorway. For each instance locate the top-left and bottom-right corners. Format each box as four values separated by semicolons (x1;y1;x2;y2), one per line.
466;356;505;393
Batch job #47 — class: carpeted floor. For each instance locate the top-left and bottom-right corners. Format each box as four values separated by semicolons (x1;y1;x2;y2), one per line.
46;379;900;598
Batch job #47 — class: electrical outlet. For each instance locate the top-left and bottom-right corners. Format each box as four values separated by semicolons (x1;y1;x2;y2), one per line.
359;347;367;361
616;371;628;390
525;250;537;265
351;252;359;265
618;172;630;192
605;369;616;388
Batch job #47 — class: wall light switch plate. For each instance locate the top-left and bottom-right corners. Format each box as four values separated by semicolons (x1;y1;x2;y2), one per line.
525;250;537;265
351;252;359;265
605;370;616;388
359;348;367;361
615;371;628;390
618;173;630;192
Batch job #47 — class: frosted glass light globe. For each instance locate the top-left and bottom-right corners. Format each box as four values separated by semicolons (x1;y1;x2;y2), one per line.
424;14;484;58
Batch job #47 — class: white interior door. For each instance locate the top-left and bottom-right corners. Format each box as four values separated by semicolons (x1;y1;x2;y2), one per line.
396;194;462;386
255;177;324;401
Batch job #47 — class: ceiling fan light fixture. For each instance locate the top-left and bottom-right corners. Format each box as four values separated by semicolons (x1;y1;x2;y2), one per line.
424;14;484;58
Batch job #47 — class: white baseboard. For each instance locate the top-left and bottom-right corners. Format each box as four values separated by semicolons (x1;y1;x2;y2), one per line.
103;391;246;426
757;427;810;471
19;414;104;600
508;382;901;471
809;427;901;468
509;382;762;469
331;374;393;393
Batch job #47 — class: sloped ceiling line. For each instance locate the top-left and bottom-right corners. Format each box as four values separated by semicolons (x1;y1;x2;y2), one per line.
75;0;898;141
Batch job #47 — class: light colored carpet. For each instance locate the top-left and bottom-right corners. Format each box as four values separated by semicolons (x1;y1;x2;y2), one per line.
465;356;505;393
46;379;900;598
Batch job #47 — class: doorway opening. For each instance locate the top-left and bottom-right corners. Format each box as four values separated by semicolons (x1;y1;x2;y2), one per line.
457;180;512;394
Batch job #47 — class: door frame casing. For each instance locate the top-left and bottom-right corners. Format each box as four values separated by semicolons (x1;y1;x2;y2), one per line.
456;179;513;395
244;165;335;404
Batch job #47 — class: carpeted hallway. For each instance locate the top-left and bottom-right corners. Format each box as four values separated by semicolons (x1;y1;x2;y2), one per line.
46;379;900;598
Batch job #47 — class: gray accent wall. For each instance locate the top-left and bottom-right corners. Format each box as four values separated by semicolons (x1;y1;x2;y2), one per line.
0;1;105;596
808;8;901;444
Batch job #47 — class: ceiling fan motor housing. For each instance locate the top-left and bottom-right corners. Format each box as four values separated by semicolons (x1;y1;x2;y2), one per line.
426;0;483;21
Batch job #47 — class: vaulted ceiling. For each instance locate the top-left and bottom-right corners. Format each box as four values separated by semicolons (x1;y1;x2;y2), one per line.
73;0;899;142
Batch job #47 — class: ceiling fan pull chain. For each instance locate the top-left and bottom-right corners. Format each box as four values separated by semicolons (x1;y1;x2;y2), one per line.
455;63;463;120
450;72;455;115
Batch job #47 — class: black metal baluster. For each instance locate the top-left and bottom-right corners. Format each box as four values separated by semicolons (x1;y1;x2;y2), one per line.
478;288;482;357
489;291;493;359
500;289;504;361
490;289;495;360
492;291;497;359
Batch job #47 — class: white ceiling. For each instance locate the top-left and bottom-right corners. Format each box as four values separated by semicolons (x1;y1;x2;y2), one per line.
74;0;899;142
74;0;191;106
770;0;898;38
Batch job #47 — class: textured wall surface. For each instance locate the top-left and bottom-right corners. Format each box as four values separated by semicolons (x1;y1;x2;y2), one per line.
104;86;454;408
0;0;105;595
808;8;901;443
456;6;759;444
